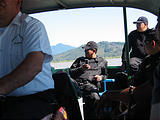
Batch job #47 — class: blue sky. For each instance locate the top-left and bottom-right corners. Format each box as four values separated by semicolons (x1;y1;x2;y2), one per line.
31;7;157;47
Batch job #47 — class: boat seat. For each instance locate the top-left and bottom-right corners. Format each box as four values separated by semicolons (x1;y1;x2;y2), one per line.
52;71;83;120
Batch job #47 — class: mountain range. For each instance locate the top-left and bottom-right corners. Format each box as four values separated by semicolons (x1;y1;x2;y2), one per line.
51;43;75;55
52;41;124;62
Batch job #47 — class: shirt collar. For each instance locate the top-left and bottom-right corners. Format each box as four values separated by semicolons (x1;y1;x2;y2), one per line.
10;12;22;26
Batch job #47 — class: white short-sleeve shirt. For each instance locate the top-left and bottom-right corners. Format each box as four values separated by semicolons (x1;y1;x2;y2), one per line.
0;12;54;96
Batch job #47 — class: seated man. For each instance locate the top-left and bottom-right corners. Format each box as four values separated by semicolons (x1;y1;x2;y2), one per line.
0;0;55;119
69;41;108;119
96;29;159;120
121;16;149;75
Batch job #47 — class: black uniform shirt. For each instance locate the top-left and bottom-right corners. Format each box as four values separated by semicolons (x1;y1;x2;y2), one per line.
122;30;149;63
133;52;160;87
150;52;160;104
69;56;108;83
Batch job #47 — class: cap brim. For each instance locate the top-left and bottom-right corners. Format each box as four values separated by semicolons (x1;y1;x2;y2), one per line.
133;21;143;24
82;46;90;50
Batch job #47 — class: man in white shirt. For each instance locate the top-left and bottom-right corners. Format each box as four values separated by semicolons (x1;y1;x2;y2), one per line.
0;0;55;119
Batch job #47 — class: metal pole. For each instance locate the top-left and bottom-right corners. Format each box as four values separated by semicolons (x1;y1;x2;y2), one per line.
123;7;130;76
123;7;133;119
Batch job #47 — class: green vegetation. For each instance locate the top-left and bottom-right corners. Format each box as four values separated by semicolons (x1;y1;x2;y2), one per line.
52;41;124;62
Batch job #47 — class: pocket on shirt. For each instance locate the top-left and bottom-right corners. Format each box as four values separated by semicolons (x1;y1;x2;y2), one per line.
10;35;24;69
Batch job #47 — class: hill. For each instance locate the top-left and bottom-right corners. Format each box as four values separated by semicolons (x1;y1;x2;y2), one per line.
51;43;75;55
53;41;124;62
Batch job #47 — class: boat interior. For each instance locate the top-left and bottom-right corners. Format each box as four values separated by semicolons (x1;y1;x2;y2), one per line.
20;0;160;119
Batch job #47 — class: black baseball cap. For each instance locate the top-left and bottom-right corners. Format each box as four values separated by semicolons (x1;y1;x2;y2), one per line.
82;41;98;50
133;16;148;24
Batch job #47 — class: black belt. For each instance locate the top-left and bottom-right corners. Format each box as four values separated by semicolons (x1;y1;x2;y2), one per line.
1;89;56;103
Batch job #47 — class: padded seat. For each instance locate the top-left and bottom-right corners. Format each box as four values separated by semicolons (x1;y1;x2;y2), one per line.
52;71;83;120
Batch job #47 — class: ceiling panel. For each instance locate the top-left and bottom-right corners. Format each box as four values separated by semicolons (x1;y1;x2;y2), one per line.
21;0;160;16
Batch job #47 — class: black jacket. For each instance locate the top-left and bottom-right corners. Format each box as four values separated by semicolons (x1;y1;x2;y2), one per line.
150;52;160;104
69;56;108;83
133;52;160;87
122;30;149;63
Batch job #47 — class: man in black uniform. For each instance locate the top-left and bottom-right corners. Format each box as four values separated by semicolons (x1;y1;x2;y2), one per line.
69;41;108;119
122;16;149;75
97;29;160;120
150;21;160;120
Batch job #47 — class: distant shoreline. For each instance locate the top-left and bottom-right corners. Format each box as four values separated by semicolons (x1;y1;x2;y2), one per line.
51;58;121;69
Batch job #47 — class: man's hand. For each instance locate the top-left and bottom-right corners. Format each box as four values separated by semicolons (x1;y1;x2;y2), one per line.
81;64;91;71
120;86;136;95
94;75;102;81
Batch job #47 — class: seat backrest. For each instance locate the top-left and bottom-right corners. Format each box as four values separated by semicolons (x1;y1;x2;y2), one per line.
52;71;79;97
52;71;83;120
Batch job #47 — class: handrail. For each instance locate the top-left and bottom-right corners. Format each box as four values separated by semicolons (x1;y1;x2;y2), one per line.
99;79;115;96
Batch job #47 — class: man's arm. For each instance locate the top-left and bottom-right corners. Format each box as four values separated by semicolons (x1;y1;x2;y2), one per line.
94;60;108;81
101;60;108;80
69;58;86;78
0;51;44;95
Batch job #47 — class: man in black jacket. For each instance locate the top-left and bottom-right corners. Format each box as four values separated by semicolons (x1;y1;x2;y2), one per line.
69;41;108;119
150;19;160;120
122;16;149;75
97;29;160;120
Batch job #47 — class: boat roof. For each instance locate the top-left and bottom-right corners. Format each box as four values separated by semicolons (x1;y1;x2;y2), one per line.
21;0;160;16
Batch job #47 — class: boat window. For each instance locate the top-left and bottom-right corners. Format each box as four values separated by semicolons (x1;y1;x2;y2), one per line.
30;7;157;69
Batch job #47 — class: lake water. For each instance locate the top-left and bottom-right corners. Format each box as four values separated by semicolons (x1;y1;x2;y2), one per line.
51;58;122;69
